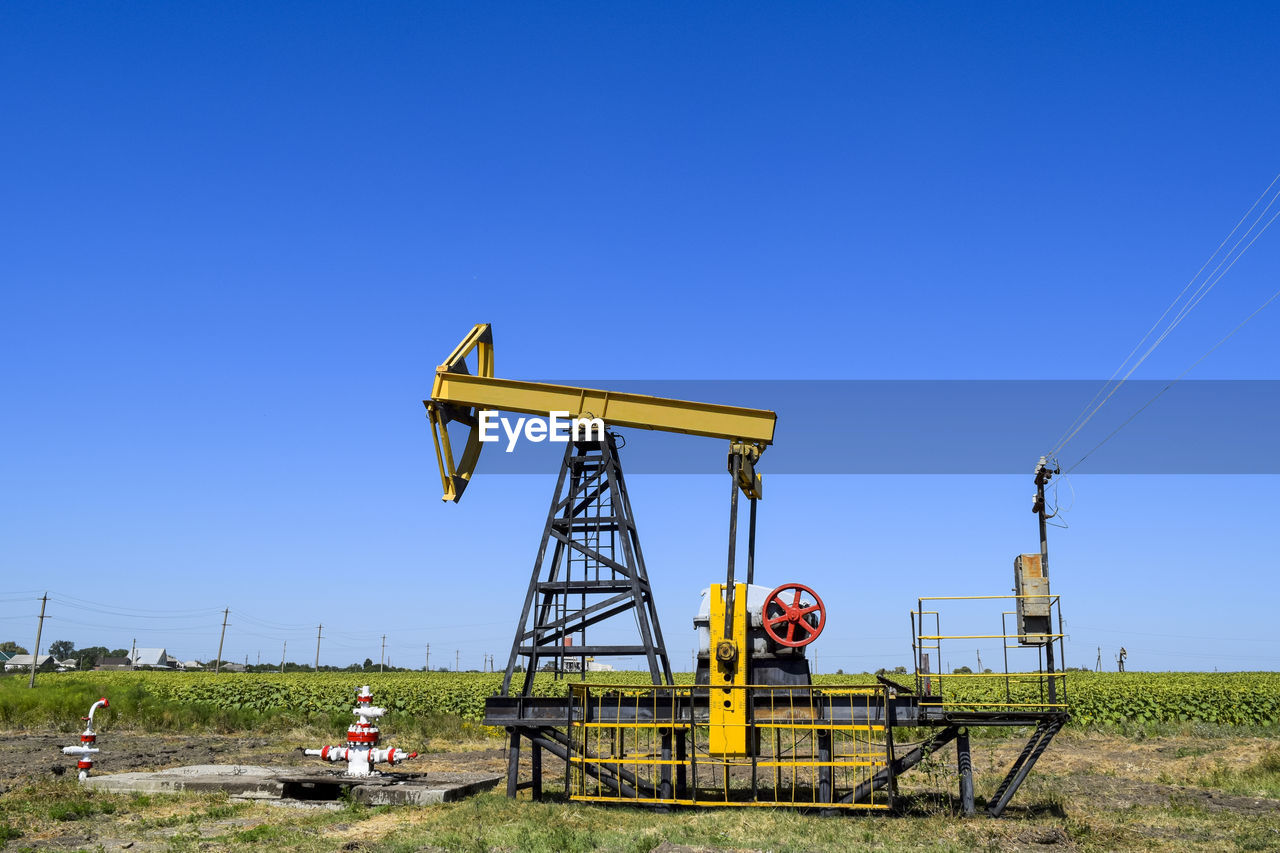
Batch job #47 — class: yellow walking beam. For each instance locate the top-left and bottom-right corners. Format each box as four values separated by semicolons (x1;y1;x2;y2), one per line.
425;324;776;502
433;373;776;444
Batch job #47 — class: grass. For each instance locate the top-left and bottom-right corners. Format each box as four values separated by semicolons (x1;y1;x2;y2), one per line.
1204;749;1280;799
7;678;1280;852
3;766;1280;853
48;796;117;820
364;793;994;853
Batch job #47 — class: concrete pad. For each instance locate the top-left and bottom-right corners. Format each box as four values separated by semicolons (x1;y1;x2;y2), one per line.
351;772;501;805
84;765;283;798
82;765;500;805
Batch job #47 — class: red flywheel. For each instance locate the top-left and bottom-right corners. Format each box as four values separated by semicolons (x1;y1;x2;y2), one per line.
762;583;826;648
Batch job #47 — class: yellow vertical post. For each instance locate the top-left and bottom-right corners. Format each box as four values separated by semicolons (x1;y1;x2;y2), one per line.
708;582;749;757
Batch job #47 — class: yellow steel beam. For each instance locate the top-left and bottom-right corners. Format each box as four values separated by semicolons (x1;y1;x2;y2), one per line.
424;323;776;502
431;372;776;445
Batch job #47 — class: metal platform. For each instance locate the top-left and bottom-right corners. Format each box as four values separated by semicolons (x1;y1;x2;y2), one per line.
485;681;1067;816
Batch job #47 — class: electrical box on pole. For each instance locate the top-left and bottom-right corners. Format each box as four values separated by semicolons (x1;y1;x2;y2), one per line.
1013;554;1051;645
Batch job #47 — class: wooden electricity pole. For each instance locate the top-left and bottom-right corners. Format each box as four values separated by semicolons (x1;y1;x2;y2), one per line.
281;641;287;674
425;643;430;671
28;593;48;688
1032;457;1059;702
380;635;386;673
214;609;229;674
314;624;323;671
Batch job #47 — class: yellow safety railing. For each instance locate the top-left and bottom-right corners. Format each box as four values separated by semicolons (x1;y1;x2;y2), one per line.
912;595;1069;714
566;683;892;809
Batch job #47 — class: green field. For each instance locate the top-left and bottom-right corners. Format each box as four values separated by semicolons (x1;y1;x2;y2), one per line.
5;670;1280;730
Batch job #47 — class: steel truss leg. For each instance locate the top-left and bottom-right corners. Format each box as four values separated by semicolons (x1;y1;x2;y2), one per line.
842;725;959;805
542;726;657;798
527;731;641;800
531;739;542;801
987;718;1064;817
956;728;974;816
657;729;674;812
506;728;521;798
501;435;672;706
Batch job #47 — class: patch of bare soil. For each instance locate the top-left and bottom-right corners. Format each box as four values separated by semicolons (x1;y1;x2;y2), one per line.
0;732;515;791
1050;771;1280;815
0;731;304;791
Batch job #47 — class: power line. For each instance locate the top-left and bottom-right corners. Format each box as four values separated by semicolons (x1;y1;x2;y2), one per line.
1049;173;1280;459
1064;275;1280;474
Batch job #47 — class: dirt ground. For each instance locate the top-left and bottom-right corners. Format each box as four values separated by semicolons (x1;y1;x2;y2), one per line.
0;732;504;792
2;727;1280;851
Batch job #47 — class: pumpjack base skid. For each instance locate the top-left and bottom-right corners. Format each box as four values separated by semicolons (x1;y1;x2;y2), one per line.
486;690;1067;817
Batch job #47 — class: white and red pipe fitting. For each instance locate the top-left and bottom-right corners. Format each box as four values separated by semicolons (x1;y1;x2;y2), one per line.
303;685;417;777
61;697;108;781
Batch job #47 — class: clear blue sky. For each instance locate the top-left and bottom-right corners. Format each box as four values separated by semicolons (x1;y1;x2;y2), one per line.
2;2;1278;673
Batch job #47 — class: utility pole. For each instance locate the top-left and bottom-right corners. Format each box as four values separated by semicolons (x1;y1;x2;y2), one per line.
1032;457;1059;702
425;643;430;672
28;593;48;688
456;649;459;672
381;635;386;673
1095;646;1102;673
215;608;229;674
976;649;983;672
130;639;137;671
314;624;323;671
256;651;260;667
281;641;287;674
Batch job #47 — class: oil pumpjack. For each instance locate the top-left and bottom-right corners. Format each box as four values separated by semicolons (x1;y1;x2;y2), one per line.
425;324;1067;814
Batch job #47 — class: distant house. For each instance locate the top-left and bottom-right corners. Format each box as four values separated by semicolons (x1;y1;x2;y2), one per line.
178;660;204;671
55;658;79;672
95;657;132;671
0;651;14;665
3;654;55;672
131;648;176;669
220;662;247;673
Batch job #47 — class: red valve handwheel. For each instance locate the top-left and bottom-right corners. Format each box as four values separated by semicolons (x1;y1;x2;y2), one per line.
762;583;826;648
